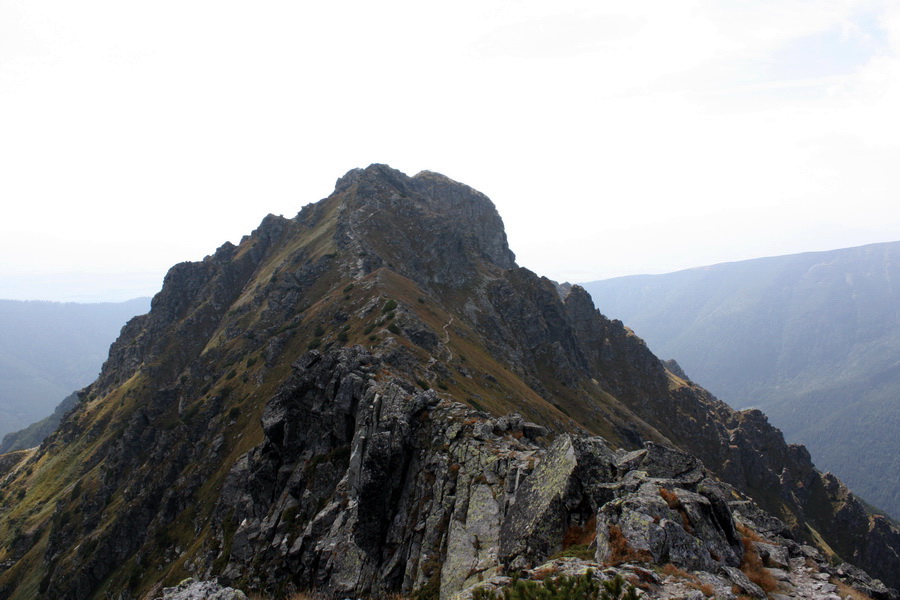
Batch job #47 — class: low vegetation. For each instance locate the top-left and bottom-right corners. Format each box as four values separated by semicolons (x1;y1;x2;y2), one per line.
473;572;639;600
606;524;651;565
736;524;778;594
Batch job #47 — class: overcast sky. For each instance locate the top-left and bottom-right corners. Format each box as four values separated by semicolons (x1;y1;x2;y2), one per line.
2;0;899;302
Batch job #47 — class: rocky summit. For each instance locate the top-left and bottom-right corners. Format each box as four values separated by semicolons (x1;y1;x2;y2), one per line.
0;164;897;600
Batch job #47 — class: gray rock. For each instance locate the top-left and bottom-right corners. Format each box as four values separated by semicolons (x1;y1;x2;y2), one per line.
636;442;706;485
521;422;549;440
834;562;899;600
754;540;790;569
721;565;767;598
499;435;579;566
595;478;741;572
154;578;248;600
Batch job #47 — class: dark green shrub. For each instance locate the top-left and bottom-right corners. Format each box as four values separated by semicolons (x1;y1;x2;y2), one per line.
382;299;398;313
472;572;638;600
314;324;325;337
388;323;401;335
599;575;640;600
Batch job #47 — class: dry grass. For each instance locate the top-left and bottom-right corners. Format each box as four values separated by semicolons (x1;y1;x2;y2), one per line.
735;522;763;542
661;563;692;579
691;582;714;597
834;580;875;600
626;573;652;591
660;563;713;597
531;564;560;580
606;524;652;565
562;515;597;548
659;488;680;509
659;488;694;534
739;535;778;594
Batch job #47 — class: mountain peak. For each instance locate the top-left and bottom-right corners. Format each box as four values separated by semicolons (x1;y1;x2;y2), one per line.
2;166;898;600
330;164;516;287
333;163;406;194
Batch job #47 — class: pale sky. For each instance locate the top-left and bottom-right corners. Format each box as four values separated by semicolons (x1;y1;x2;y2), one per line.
2;0;900;302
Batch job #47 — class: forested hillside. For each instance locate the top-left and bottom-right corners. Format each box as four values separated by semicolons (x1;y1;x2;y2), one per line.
0;297;151;437
582;241;900;518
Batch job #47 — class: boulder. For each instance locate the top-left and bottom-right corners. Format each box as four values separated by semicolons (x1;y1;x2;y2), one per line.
154;578;247;600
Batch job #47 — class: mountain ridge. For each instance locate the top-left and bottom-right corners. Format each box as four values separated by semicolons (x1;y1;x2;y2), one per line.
0;165;897;599
581;240;900;519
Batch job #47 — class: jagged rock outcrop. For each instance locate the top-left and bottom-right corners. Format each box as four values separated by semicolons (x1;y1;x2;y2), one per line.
211;346;546;596
206;347;895;599
154;578;247;600
595;446;743;573
0;165;897;600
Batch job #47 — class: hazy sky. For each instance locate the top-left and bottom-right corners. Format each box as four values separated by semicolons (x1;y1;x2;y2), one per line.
2;0;899;302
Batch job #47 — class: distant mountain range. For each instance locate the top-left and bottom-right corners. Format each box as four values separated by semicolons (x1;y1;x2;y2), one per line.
582;240;900;519
0;297;151;438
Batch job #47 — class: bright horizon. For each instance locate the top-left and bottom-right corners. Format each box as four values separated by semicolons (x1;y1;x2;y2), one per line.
3;1;900;302
1;236;897;305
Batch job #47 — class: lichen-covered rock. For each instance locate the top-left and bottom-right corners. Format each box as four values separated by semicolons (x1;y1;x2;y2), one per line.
212;347;548;598
206;346;896;600
154;578;247;600
595;446;743;572
499;435;580;567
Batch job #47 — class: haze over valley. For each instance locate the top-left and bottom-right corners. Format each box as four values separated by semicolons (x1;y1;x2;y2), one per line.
583;241;900;520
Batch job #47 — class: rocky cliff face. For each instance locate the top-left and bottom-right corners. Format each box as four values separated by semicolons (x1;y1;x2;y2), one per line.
0;165;897;600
